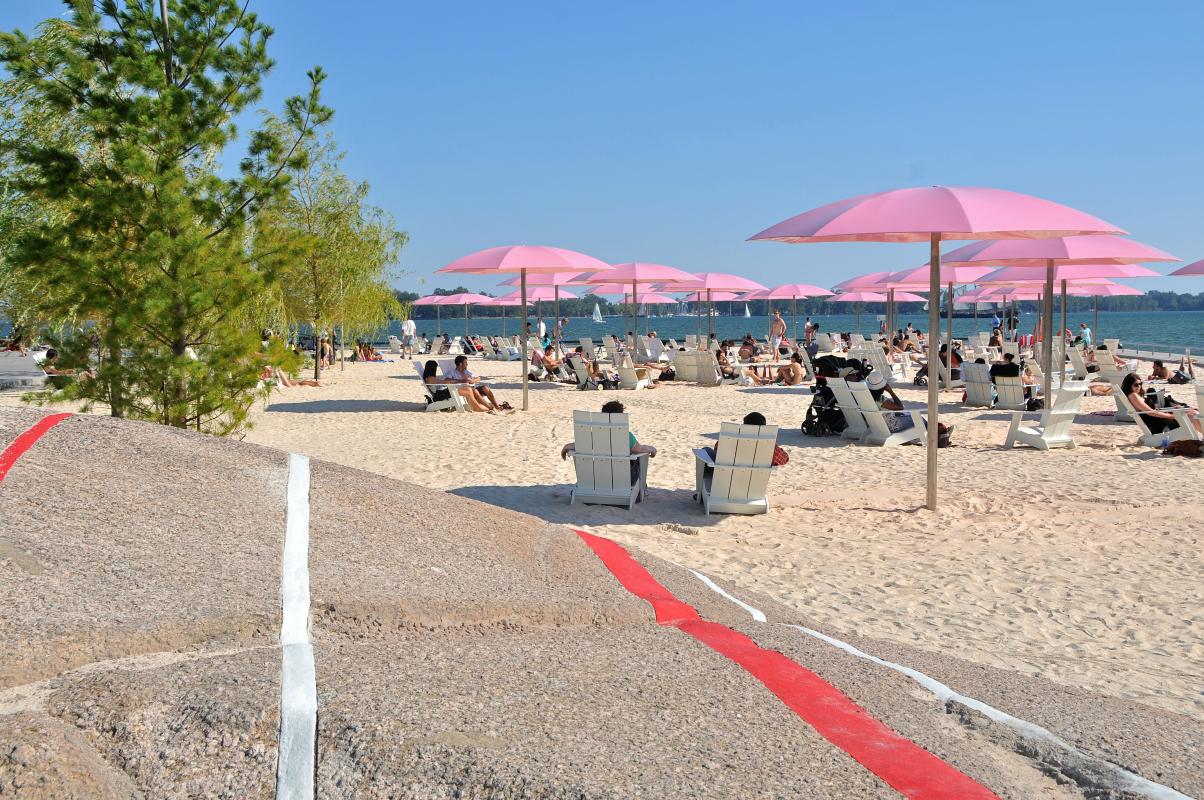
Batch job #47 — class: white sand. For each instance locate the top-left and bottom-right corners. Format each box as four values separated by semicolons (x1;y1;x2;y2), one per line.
10;352;1202;720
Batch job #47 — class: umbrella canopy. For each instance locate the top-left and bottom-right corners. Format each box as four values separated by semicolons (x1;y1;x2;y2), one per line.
579;262;696;340
498;272;588;287
826;291;888;303
940;235;1177;267
1171;259;1204;276
749;186;1125;243
622;291;678;304
436;245;612;411
497;287;578;302
749;185;1123;512
431;292;493;305
412;294;444;305
478;295;531;306
832;271;896;291
743;283;834;299
885;264;997;286
680;291;739;303
977;263;1162;284
587;282;664;295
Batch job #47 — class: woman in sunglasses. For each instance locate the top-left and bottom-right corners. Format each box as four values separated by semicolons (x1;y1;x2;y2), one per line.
1121;372;1201;437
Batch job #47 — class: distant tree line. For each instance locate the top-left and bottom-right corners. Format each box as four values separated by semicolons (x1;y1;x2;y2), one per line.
397;288;1204;319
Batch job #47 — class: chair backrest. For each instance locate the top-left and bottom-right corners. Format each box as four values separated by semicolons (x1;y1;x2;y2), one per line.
827;379;867;435
671;350;699;382
571;410;636;494
973;332;990;349
962;362;994;406
709;422;779;504
814;335;835;353
635;337;652;361
849;333;866;347
685;334;697;349
1041;380;1088;435
413;361;438;401
1104;338;1120;352
1113;390;1154;438
566;355;592;387
995;376;1027;411
846;381;893;439
696;351;722;386
1002;341;1019;358
1067;347;1088;379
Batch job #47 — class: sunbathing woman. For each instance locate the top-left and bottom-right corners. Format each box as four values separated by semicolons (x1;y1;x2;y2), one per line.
422;359;491;412
775;353;806;386
1122;373;1201;436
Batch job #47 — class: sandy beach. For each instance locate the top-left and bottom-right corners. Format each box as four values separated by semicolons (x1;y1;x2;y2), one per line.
6;349;1199;723
164;351;1201;724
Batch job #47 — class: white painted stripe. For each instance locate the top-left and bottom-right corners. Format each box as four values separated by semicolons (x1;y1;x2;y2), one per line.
682;567;1193;800
277;454;316;800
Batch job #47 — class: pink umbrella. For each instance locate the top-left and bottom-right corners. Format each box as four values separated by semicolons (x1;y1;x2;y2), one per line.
437;245;612;410
939;235;1175;384
826;291;924;333
587;282;664;295
1171;259;1204;276
674;273;768;341
680;290;739;303
413;293;449;335
478;294;531;336
750;185;1123;511
741;283;834;341
873;265;997;346
498;272;589;345
431;292;493;342
976;263;1163;283
833;271;896;291
579;262;697;340
497;286;578;301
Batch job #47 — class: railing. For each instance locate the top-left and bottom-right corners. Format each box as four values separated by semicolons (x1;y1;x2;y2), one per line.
1116;341;1199;361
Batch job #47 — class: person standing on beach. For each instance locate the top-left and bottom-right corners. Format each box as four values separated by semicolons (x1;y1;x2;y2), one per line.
769;309;787;354
1078;322;1093;348
401;316;417;357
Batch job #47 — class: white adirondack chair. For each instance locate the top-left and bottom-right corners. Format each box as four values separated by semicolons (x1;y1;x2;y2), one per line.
994;375;1029;412
413;361;466;412
693;422;779;515
1103;338;1120;352
685;334;698;350
1067;347;1090;380
618;360;651;390
1004;380;1089;450
1002;341;1019;359
566;355;600;391
388;335;402;354
671;349;699;382
1113;391;1200;447
568;410;647;508
962;362;994;408
827;379;868;441
847;381;926;446
814;334;835;354
866;347;906;383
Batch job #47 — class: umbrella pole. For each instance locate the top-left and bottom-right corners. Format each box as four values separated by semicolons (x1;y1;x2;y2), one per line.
436;306;441;337
926;233;941;511
792;296;798;344
945;281;954;389
695;298;701;343
856;302;861;335
554;286;561;358
633;279;638;344
464;303;469;344
521;270;529;411
707;289;714;344
1060;278;1068;386
502;305;506;338
1043;259;1055;395
1094;295;1099;342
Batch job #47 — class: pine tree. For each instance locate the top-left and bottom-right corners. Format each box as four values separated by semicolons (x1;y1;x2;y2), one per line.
0;0;330;433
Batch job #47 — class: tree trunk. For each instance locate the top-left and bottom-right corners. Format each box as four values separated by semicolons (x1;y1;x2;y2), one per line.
313;318;322;380
106;328;123;418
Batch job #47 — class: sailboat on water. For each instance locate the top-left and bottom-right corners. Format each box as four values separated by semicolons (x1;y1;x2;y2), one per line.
591;303;604;324
744;303;751;318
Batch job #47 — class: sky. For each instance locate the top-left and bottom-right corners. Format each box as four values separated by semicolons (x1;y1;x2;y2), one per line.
9;1;1204;294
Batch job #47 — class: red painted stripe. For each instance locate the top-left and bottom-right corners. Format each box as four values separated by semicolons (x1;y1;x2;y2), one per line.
575;529;1000;800
0;413;72;483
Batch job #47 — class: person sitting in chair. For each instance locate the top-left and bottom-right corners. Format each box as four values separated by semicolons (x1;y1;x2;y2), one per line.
446;354;510;412
560;400;657;485
1123;372;1201;436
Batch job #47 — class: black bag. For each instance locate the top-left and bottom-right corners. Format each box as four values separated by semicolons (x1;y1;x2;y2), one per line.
659;366;676;381
1025;396;1043;411
429;386;451;404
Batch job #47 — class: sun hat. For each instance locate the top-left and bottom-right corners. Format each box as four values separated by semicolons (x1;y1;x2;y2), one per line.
866;371;887;392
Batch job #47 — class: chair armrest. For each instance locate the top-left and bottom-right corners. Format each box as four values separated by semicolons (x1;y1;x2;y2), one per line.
692;447;715;466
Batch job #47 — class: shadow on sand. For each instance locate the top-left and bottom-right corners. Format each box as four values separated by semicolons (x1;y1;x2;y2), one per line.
267;399;424;414
450;483;731;529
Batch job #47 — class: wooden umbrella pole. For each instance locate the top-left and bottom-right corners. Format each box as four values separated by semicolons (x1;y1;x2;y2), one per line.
1094;295;1099;342
521;270;529;411
463;303;468;343
926;233;941;511
554;286;561;357
1060;278;1068;386
792;296;798;343
1043;259;1055;394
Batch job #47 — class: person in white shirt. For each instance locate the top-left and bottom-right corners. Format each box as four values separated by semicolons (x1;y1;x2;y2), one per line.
401;317;417;356
445;355;509;412
537;317;547;340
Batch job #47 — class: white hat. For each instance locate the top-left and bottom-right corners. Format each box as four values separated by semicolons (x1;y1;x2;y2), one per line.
865;371;887;392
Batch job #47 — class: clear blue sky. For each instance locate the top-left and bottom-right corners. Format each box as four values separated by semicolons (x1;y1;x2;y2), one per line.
10;1;1204;294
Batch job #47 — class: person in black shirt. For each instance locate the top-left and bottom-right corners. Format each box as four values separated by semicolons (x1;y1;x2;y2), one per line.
989;352;1021;382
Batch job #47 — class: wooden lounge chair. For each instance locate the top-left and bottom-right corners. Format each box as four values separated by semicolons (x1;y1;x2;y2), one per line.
1004;380;1089;450
693;422;779;515
617;355;651;390
866;346;906;383
847;381;926;447
567;355;600;391
827;378;868;442
1113;391;1199;447
1067;347;1091;380
670;349;699;382
962;362;994;408
568;410;647;509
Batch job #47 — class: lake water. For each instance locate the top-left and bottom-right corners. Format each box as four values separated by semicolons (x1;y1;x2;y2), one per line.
393;310;1204;353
